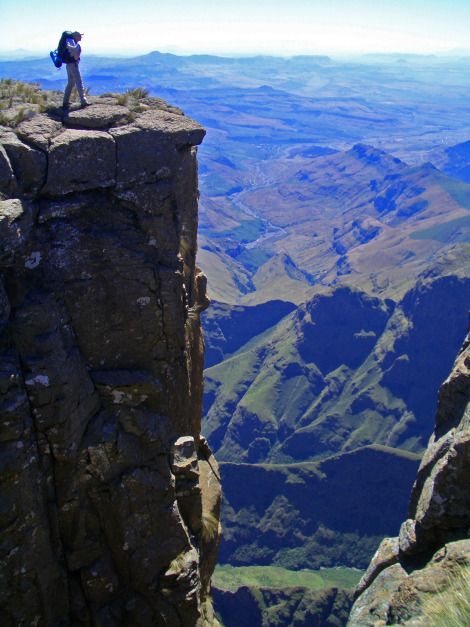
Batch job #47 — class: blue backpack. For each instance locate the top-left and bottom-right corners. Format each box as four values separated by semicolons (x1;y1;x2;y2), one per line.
50;49;62;68
49;31;74;68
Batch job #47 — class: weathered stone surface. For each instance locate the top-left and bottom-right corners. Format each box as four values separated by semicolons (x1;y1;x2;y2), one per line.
0;198;36;264
134;109;206;147
0;129;46;194
435;332;470;430
37;194;90;223
64;104;131;129
16;113;63;151
110;124;180;186
0;99;220;626
44;129;116;194
414;430;470;529
348;562;409;626
0;144;16;193
354;537;400;600
349;331;470;625
350;539;470;626
398;518;435;556
172;436;200;478
110;111;205;188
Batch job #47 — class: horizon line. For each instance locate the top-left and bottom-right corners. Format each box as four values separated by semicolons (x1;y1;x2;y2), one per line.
2;47;470;61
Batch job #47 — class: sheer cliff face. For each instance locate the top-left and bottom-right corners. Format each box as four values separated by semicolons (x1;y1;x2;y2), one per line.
349;331;470;625
0;98;220;626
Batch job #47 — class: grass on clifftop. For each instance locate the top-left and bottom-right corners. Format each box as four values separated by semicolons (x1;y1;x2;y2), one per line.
421;564;470;627
213;564;362;592
0;78;62;126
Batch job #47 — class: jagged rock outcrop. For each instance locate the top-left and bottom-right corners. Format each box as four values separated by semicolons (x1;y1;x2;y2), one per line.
0;97;221;626
348;330;470;625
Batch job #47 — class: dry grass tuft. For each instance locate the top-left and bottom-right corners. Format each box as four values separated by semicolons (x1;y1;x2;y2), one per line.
201;511;220;543
421;563;470;627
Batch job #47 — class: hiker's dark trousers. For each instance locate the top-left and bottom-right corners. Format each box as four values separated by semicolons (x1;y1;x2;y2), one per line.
63;61;86;106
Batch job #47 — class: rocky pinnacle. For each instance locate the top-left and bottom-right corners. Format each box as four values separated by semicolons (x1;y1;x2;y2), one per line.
0;97;221;625
348;330;470;625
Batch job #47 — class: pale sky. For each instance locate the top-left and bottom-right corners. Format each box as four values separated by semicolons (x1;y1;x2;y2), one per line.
1;0;470;56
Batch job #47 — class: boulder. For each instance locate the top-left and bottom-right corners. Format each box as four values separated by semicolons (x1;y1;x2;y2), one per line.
44;129;116;194
350;539;470;625
110;109;205;187
353;537;399;599
134;108;206;148
63;103;131;129
16;113;63;151
0;129;46;195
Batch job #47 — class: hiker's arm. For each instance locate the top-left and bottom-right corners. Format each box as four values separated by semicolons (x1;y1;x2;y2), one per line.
66;39;81;60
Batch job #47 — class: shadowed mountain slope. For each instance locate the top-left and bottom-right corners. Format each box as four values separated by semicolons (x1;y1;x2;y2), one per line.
430;138;470;184
202;299;296;368
218;446;420;569
203;276;470;463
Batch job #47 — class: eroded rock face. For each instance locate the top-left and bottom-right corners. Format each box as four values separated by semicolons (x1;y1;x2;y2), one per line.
348;331;470;625
0;98;220;626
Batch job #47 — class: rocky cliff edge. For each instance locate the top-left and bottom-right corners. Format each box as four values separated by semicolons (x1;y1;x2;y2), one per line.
0;95;221;625
348;328;470;625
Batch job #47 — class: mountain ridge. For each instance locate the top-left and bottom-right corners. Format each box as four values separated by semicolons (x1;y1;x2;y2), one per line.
203;275;470;463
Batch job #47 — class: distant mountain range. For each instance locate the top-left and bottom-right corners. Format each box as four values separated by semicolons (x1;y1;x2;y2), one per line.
200;143;470;305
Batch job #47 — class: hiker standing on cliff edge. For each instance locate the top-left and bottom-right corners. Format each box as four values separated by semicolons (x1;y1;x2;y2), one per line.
62;31;89;110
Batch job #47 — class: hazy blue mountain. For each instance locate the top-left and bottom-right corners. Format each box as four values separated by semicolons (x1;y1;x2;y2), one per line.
430;139;470;184
3;52;470;306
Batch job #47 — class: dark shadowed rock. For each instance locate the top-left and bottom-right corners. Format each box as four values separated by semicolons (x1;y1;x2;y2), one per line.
0;144;16;193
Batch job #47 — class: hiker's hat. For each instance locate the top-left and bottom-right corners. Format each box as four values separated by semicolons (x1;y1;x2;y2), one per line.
72;31;84;37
